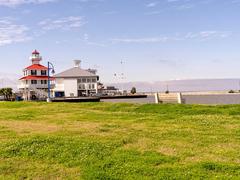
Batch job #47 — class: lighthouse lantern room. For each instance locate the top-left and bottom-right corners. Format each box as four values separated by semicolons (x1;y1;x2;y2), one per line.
31;50;42;64
18;50;54;100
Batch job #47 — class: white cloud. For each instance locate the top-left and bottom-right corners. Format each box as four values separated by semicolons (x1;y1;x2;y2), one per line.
0;18;30;46
82;33;106;47
111;31;231;44
167;0;181;2
0;0;57;7
185;31;231;40
74;0;105;2
111;37;171;43
38;16;86;31
84;33;89;41
146;2;158;8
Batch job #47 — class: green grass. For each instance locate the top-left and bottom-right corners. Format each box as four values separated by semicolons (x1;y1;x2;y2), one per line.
0;102;240;179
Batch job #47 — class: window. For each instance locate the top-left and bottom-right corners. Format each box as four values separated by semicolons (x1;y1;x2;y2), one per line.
79;84;85;90
92;84;95;89
88;84;91;89
92;78;96;83
41;80;47;84
87;78;91;83
31;80;37;84
31;70;37;75
77;79;82;83
41;70;47;76
82;78;86;83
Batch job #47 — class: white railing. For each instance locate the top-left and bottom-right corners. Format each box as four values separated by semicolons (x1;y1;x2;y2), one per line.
29;86;48;99
18;84;55;89
18;83;55;100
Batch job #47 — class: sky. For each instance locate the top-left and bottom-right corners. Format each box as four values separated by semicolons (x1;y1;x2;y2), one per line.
0;0;240;83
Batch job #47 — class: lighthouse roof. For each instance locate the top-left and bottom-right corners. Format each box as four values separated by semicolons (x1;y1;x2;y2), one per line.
25;64;48;70
32;49;40;54
20;76;54;80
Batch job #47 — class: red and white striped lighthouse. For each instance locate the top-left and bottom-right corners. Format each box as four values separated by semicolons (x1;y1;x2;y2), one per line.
18;50;53;100
31;49;42;64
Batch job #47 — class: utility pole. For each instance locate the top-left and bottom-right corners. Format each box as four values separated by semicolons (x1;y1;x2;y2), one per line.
47;61;55;102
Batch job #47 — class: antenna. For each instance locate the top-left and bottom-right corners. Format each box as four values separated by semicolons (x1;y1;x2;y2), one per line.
114;60;126;93
120;60;125;92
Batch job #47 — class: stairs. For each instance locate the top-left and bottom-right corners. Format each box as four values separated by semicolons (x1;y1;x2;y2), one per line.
155;93;182;104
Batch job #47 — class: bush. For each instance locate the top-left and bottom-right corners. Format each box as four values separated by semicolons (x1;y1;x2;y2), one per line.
0;88;13;101
228;90;235;93
131;87;137;94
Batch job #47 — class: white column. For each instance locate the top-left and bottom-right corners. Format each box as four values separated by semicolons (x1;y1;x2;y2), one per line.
177;93;182;104
155;93;159;104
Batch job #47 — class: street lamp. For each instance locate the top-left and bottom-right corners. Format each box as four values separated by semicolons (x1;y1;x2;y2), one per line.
47;61;55;102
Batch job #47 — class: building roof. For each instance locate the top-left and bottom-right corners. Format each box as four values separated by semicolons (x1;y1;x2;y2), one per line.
25;64;48;70
54;67;98;78
20;76;54;80
32;49;40;54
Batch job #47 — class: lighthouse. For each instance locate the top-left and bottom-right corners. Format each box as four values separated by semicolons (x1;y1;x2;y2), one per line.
18;50;54;100
31;49;42;65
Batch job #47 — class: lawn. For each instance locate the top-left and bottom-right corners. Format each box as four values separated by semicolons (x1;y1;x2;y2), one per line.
0;102;240;179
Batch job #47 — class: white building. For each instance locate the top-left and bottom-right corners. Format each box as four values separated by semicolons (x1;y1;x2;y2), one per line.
53;60;99;97
18;50;54;100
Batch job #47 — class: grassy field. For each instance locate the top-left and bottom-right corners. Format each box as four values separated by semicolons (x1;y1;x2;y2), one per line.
0;102;240;179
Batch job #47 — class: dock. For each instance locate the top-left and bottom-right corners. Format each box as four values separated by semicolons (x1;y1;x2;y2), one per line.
51;97;100;102
51;95;147;103
100;94;148;99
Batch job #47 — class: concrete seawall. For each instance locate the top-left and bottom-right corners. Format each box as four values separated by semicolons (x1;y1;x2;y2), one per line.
182;94;240;105
102;92;240;105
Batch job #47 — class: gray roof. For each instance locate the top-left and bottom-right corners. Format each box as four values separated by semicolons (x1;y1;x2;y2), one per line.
54;67;98;78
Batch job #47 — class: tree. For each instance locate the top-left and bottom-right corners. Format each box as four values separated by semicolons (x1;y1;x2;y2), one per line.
131;87;137;94
0;88;13;101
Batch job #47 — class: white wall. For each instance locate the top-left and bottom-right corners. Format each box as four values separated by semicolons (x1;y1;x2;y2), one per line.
53;77;98;97
64;79;78;97
54;78;64;91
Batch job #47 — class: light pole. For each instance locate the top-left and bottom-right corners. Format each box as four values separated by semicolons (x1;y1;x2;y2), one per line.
47;61;55;102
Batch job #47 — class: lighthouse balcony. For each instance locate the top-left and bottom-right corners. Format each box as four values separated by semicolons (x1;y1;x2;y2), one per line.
18;84;55;90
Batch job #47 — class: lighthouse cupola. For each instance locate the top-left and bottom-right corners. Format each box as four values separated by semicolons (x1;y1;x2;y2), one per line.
30;50;42;65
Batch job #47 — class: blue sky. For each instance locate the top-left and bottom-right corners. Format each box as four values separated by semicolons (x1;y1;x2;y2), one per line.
0;0;240;83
